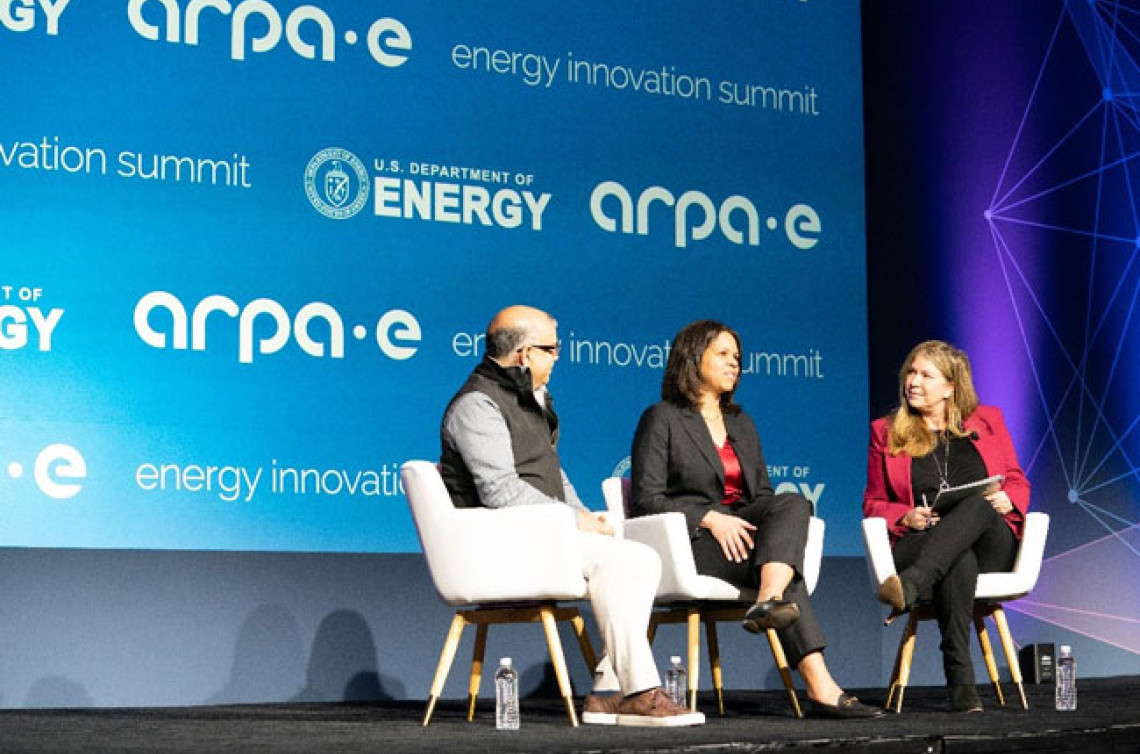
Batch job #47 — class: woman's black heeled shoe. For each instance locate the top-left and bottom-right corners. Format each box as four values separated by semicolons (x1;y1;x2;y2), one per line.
742;599;800;633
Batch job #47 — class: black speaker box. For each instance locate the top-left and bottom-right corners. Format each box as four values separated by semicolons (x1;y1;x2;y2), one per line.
1019;643;1055;684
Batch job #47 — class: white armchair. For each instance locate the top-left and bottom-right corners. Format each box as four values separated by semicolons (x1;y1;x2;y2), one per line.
602;476;825;717
402;460;598;726
862;511;1050;712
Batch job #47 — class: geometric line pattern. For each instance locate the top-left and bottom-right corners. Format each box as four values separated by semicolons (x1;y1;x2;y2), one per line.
1006;522;1140;655
987;0;1140;655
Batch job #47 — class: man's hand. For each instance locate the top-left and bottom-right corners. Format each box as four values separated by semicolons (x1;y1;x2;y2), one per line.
700;509;756;563
577;509;614;536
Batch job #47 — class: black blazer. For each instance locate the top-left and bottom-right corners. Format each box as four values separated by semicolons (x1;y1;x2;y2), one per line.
630;401;775;539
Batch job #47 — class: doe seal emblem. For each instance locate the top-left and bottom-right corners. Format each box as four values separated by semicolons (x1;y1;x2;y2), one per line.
305;148;370;219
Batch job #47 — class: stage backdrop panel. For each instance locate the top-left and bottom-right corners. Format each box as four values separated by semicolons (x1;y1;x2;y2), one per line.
0;0;868;553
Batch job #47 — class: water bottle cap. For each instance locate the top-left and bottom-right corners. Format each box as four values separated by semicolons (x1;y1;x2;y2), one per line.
670;656;682;663
1060;645;1071;655
500;657;513;666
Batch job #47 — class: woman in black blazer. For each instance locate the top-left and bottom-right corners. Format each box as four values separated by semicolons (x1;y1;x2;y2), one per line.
631;319;882;719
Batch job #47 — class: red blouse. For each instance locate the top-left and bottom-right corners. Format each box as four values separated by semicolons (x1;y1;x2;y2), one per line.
717;441;745;506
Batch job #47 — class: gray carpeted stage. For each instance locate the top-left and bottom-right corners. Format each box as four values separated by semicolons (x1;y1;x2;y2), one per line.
0;676;1137;753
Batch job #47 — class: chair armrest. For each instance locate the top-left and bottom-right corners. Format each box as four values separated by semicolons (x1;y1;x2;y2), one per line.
600;477;627;539
979;511;1050;600
624;512;707;600
1012;512;1049;580
628;513;828;600
861;517;896;590
420;503;587;605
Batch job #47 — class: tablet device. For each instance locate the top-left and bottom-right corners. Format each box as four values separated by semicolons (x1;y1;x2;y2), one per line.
932;474;1004;513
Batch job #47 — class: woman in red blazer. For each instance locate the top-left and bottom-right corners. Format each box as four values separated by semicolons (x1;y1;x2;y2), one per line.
863;340;1030;713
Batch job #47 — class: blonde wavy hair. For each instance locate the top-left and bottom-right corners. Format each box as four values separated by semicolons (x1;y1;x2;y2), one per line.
888;340;979;457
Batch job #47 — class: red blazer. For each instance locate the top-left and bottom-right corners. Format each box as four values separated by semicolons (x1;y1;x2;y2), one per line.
863;405;1030;543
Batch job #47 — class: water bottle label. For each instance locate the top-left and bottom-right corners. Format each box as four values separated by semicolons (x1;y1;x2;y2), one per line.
1054;657;1076;711
495;667;521;729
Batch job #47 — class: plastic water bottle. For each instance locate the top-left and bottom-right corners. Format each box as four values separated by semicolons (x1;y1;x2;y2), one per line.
664;655;687;707
495;657;520;729
1055;645;1076;711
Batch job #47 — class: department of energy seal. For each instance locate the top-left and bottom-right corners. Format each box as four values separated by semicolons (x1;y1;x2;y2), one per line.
305;148;370;219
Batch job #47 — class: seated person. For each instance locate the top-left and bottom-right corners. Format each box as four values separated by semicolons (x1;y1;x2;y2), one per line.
441;305;704;727
864;339;1029;713
631;319;883;719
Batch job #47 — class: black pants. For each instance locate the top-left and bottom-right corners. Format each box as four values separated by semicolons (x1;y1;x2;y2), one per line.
892;495;1019;686
690;492;825;667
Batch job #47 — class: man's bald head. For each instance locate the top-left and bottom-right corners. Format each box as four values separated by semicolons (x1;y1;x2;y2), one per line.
485;305;556;359
484;305;561;388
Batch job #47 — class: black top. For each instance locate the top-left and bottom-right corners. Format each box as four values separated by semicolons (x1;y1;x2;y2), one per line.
909;432;988;509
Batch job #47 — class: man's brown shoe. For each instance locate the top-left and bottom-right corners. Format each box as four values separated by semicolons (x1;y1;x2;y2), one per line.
615;687;705;727
581;693;622;725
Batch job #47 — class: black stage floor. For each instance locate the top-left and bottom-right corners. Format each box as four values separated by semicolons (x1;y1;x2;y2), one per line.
0;676;1137;753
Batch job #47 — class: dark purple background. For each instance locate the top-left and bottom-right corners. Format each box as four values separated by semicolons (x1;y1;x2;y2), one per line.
863;0;1140;664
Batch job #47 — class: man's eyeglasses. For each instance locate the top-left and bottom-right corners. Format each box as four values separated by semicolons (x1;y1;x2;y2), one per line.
525;341;561;356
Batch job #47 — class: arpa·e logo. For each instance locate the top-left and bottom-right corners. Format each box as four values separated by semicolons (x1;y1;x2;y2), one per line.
133;291;421;364
590;180;821;250
127;0;411;66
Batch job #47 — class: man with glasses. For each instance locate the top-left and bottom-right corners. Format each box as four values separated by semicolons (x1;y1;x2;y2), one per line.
440;305;704;727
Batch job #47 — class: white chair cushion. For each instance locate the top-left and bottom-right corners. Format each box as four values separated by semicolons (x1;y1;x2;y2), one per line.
862;512;1051;603
611;482;824;603
403;460;588;606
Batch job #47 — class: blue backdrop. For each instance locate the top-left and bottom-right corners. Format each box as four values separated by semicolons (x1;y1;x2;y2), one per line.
0;0;1135;713
1;1;869;553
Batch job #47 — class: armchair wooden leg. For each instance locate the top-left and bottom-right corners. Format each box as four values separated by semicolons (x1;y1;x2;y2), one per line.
891;612;919;714
992;606;1028;710
467;622;489;721
647;613;660;645
569;612;599;676
766;629;802;719
424;613;467;726
885;617;905;711
539;606;579;726
704;618;725;716
974;615;1004;707
686;608;701;712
